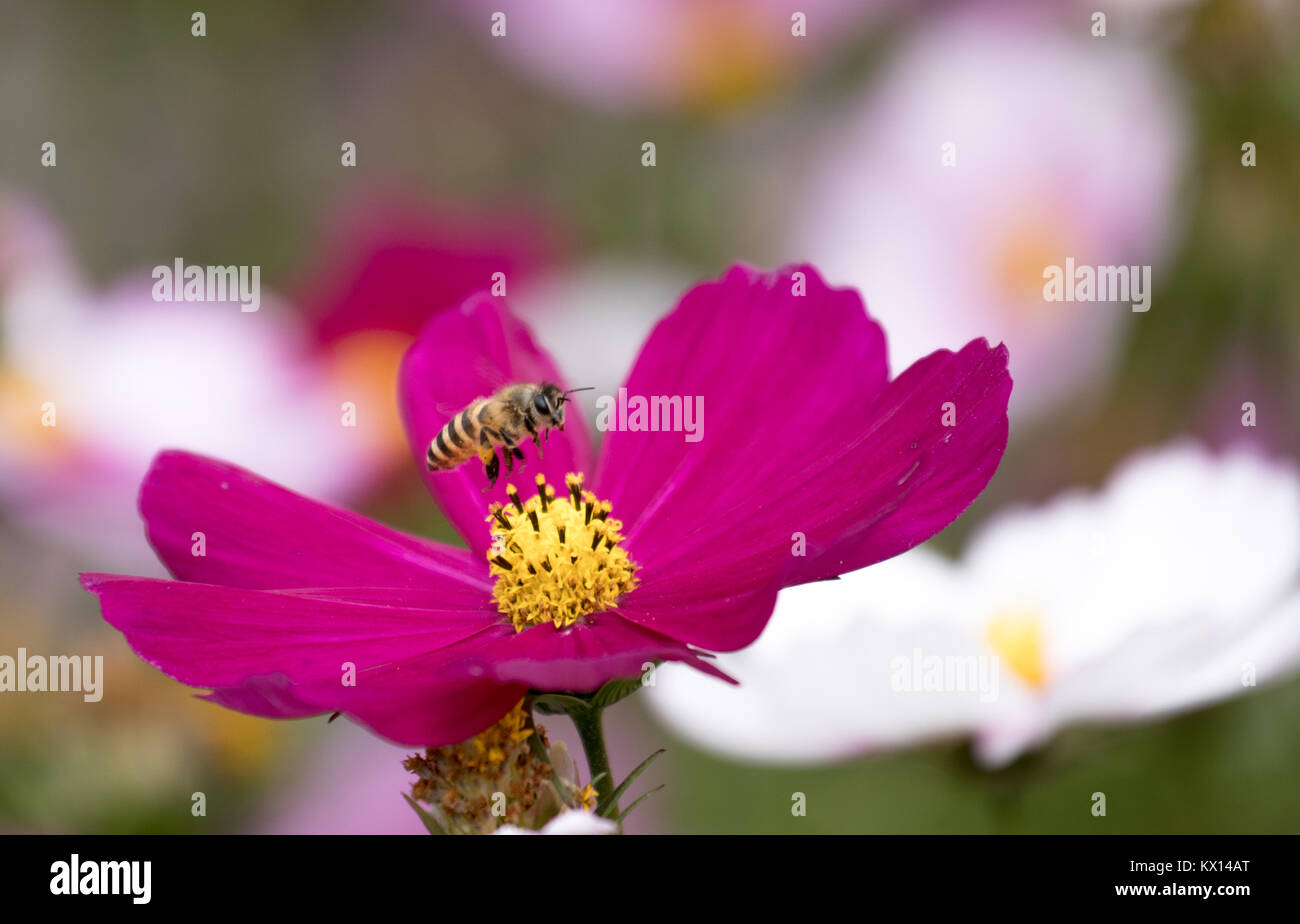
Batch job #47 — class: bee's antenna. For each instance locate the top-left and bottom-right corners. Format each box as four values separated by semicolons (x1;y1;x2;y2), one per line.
560;386;595;404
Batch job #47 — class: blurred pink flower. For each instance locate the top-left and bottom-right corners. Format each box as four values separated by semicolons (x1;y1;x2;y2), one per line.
789;12;1187;420
0;196;389;570
290;195;560;477
296;195;556;344
258;723;427;834
448;0;893;110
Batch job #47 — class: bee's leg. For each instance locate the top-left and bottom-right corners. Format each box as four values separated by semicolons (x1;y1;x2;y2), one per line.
482;449;501;488
478;430;503;487
495;431;514;474
499;431;527;474
524;420;543;459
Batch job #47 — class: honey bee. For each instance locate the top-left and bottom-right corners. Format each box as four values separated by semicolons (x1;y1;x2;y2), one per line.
426;383;592;487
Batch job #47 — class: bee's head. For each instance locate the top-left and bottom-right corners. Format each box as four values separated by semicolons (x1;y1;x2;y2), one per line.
533;383;592;429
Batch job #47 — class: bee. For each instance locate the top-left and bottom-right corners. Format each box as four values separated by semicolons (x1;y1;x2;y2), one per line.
426;383;592;487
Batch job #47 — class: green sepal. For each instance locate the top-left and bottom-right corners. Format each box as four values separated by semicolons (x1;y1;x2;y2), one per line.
616;784;665;823
529;674;647;717
596;748;665;818
402;793;449;835
589;675;646;709
530;692;591;716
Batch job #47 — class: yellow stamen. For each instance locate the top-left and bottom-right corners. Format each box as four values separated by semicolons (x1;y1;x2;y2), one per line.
486;473;640;632
985;609;1047;689
576;783;599;813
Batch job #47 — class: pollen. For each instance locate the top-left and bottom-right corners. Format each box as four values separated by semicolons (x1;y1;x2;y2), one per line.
486;473;640;632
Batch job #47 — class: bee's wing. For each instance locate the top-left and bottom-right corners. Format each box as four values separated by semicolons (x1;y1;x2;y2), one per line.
431;359;512;420
472;357;514;393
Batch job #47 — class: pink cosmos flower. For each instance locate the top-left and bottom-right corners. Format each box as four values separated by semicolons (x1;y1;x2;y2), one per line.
296;195;556;345
0;195;390;571
789;11;1185;421
445;0;894;111
289;195;560;479
81;264;1012;747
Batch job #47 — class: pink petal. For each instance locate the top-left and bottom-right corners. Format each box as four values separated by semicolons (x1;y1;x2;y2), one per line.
793;338;1011;582
629;337;1010;591
398;294;595;558
82;573;523;746
594;264;887;533
614;575;783;654
591;264;1010;649
140;451;488;598
471;611;736;691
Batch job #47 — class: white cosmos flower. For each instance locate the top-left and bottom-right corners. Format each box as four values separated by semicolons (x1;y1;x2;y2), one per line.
645;444;1300;768
494;810;618;836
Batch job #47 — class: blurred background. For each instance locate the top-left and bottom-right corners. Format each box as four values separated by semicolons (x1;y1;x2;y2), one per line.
1;0;1298;833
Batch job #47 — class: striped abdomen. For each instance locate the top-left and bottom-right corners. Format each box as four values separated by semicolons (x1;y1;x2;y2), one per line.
426;399;491;471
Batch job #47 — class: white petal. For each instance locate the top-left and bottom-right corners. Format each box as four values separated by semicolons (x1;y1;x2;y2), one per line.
651;442;1300;770
965;443;1300;764
966;443;1300;670
646;548;996;762
494;811;619;836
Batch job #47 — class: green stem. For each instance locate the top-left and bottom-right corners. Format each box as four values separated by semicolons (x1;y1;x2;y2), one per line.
572;704;617;817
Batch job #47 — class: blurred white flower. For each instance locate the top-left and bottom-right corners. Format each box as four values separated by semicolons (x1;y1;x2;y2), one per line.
0;197;389;570
789;12;1187;420
646;444;1300;767
494;810;619;836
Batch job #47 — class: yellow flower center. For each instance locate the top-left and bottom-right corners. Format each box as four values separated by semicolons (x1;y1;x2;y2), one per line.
486;473;640;633
0;367;67;462
988;205;1074;323
326;329;414;461
985;609;1047;690
675;1;780;111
